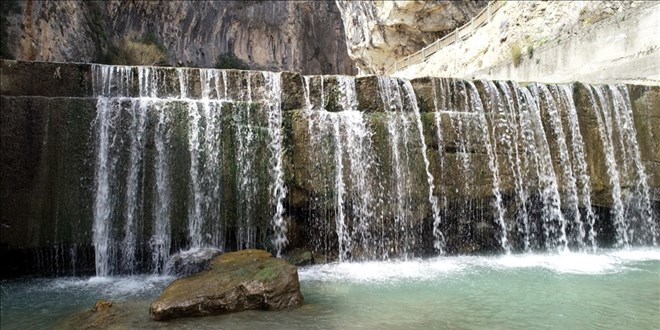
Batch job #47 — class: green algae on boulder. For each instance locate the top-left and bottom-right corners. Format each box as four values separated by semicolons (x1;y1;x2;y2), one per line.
149;249;303;321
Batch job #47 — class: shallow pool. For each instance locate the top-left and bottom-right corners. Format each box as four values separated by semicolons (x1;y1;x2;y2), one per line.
2;248;659;329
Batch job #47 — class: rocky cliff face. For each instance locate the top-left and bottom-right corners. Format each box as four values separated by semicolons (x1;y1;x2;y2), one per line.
336;0;487;74
0;0;356;75
394;1;656;84
0;1;104;63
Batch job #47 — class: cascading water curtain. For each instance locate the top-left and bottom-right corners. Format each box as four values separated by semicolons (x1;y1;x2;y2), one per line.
91;65;288;275
91;64;657;273
299;76;656;259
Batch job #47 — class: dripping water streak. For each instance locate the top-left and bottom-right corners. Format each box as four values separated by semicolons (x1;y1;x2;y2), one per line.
92;97;113;276
522;85;567;251
151;101;171;273
467;82;509;253
402;80;445;254
121;100;148;273
497;82;531;251
237;73;256;249
430;78;447;252
539;85;584;248
558;84;598;249
265;72;288;257
589;86;628;247
610;86;656;245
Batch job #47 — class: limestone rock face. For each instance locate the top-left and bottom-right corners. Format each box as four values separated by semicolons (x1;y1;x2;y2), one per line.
103;1;355;74
149;249;303;321
1;1;356;75
0;1;104;63
336;0;486;74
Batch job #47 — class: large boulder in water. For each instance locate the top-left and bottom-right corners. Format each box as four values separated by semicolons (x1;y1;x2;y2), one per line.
149;249;303;321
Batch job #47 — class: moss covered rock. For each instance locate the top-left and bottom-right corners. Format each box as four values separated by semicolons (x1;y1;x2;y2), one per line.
149;249;303;321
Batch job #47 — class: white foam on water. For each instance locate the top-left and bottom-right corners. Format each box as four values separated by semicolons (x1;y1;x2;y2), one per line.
300;248;660;282
608;247;660;261
36;275;174;299
300;258;467;283
487;253;620;274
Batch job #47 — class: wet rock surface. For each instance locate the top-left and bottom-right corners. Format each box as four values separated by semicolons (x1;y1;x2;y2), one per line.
149;249;303;321
336;1;486;74
63;300;128;329
164;247;222;277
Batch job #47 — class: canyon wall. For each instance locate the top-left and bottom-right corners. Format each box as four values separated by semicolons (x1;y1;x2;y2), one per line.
0;0;356;75
336;0;487;74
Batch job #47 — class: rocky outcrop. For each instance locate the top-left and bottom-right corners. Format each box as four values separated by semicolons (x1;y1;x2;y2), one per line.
0;1;356;75
470;1;660;85
149;249;303;321
0;1;104;63
336;0;486;74
396;1;657;84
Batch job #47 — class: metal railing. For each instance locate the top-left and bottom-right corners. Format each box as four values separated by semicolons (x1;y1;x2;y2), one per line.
384;0;506;75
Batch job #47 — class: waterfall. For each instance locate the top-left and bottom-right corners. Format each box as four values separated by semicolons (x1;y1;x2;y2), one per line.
265;72;288;257
121;100;148;273
92;97;115;277
467;81;509;253
151;100;172;273
556;85;598;249
537;84;583;249
402;80;444;254
495;81;532;251
235;72;257;249
85;63;657;274
525;85;569;251
302;75;376;261
90;65;289;274
588;86;629;246
92;65;136;276
379;77;418;257
587;85;655;247
430;79;448;252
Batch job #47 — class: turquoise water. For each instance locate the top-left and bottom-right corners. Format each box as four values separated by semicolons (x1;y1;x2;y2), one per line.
2;248;659;329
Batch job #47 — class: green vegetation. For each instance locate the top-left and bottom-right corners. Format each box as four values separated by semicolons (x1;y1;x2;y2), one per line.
510;42;523;67
215;52;249;70
579;7;614;26
102;33;169;66
510;38;538;67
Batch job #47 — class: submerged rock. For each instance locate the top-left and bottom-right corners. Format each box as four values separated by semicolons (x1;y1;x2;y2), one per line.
63;300;127;329
149;249;303;321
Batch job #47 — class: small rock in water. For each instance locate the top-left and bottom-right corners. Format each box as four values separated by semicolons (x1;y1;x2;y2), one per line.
92;299;113;312
150;249;304;321
61;300;126;329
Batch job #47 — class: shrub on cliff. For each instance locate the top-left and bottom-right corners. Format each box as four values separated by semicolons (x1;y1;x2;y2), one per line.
510;43;523;67
103;33;169;66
